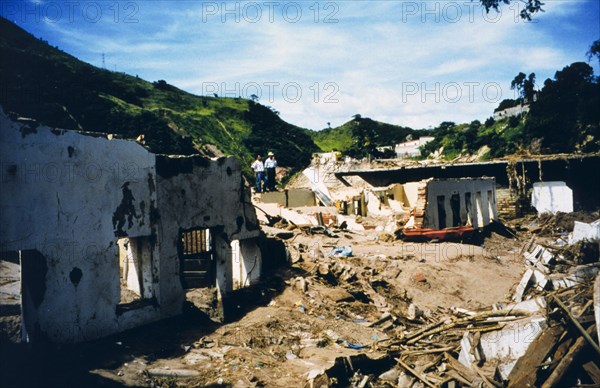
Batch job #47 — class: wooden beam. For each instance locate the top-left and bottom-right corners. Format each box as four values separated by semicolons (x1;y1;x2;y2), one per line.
396;358;437;388
553;296;600;357
541;324;596;388
507;325;564;387
582;361;600;384
444;352;478;383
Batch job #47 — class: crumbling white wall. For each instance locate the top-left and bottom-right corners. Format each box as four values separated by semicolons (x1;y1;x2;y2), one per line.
231;240;262;289
154;155;262;303
0;108;263;343
402;182;421;208
0;109;161;343
424;178;497;229
365;190;393;217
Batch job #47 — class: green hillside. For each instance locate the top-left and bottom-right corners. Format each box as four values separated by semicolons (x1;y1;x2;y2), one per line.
4;16;596;173
311;124;354;152
0;17;318;178
422;62;600;160
311;115;429;157
315;60;600;161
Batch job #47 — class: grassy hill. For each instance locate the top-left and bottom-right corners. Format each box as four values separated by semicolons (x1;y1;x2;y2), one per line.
422;61;600;160
311;115;430;156
311;123;354;152
5;17;594;173
0;17;318;178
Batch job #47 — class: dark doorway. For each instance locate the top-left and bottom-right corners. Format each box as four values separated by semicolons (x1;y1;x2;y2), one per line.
178;228;216;289
450;194;462;227
437;195;446;229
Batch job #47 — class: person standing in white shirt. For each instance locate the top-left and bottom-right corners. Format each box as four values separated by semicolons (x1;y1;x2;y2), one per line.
264;152;278;191
251;155;265;193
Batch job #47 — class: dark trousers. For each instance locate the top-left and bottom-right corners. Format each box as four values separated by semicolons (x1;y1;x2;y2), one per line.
265;168;276;191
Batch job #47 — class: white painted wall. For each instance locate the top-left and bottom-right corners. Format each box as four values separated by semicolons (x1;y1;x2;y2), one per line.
402;182;421;208
154;155;262;307
231;239;262;290
531;181;573;214
424;178;497;229
1;109;159;342
0;108;263;343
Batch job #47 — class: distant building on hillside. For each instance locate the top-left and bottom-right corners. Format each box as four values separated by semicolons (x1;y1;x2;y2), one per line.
395;137;435;159
494;104;530;120
376;145;394;153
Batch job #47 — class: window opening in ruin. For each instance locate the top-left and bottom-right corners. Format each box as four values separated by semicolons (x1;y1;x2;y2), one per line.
0;250;46;343
117;237;155;309
178;228;216;289
465;192;473;226
487;190;495;220
437;195;447;229
450;194;462;227
475;191;484;227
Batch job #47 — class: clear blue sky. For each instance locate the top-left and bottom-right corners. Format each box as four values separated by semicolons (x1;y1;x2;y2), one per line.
2;0;598;130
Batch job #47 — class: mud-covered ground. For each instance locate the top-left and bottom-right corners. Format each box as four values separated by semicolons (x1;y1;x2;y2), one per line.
1;216;533;387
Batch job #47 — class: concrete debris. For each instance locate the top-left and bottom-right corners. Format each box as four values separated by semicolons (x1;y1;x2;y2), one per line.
303;167;334;206
4;142;600;387
517;236;599;300
571;218;600;243
531;181;574;214
458;316;547;380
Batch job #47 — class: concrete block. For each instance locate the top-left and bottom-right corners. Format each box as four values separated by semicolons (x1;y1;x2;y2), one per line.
524;245;555;266
287;189;316;207
570;219;600;243
458;316;547;381
531;181;573;214
550;263;600;290
260;191;287;205
513;269;533;302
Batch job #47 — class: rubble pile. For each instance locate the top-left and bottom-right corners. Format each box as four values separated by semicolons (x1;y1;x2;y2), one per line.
88;148;599;388
138;214;599;387
298;225;599;387
4;149;599;387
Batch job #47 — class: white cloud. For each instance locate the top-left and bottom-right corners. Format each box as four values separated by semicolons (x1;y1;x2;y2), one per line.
15;0;598;130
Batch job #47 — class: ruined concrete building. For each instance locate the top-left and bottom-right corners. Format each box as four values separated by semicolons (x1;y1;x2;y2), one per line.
0;109;264;343
335;155;600;217
405;178;497;230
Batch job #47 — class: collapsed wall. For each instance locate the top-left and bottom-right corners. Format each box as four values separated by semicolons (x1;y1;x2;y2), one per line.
421;178;497;229
0;108;262;343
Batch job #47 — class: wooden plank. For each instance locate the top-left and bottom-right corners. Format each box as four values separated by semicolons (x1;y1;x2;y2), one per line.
507;325;564;387
541;324;596;388
444;352;478;383
471;362;501;388
549;333;574;368
396;358;436;388
553;296;600;357
582;361;600;384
